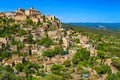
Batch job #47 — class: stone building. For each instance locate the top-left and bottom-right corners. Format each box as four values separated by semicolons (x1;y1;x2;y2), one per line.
0;7;60;26
0;12;5;17
25;7;40;16
14;15;27;22
46;16;55;21
0;38;7;44
31;17;39;23
16;8;25;15
5;12;16;18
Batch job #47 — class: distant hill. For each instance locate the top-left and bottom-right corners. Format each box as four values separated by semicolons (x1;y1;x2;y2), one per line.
68;23;120;31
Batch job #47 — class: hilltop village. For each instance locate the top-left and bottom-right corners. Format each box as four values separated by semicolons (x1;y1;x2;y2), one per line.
0;8;120;80
0;7;60;25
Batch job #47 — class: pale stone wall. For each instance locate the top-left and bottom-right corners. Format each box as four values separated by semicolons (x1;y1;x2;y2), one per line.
16;8;25;14
25;8;40;16
5;12;16;18
46;16;55;21
30;10;40;15
25;10;30;16
0;38;7;44
14;15;27;22
37;14;44;22
31;17;39;23
0;12;5;17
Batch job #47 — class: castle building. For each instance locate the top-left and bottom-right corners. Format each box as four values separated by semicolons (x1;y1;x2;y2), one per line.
25;7;40;16
16;8;25;15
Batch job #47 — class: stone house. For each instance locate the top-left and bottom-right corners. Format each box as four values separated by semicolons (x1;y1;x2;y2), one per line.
46;16;55;21
62;37;71;50
80;36;89;44
2;54;24;67
22;27;32;31
31;17;39;23
12;54;24;64
69;49;77;55
31;31;41;40
31;47;38;54
20;47;29;53
5;12;16;18
10;45;17;51
34;29;41;38
90;48;97;56
0;37;7;44
104;58;112;66
43;22;48;28
15;36;26;42
14;15;27;22
2;58;14;66
37;14;45;22
0;12;5;17
26;56;38;64
17;72;26;77
25;7;40;16
48;31;57;38
16;8;25;15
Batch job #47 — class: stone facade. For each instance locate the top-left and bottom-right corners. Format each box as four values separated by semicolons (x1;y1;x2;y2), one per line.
46;16;55;21
0;38;7;44
25;7;40;16
5;12;16;18
0;12;5;17
16;8;25;15
14;15;27;22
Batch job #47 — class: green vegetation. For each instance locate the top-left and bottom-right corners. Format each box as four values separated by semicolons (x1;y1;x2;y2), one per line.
51;64;73;79
39;74;63;80
15;61;41;75
0;23;20;37
26;18;33;26
36;37;53;47
62;24;120;79
63;60;71;67
0;65;23;80
42;46;64;57
72;48;90;64
112;58;120;70
95;65;111;74
1;16;120;80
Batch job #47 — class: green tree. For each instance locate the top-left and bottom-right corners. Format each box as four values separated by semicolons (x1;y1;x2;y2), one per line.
5;65;14;72
72;48;90;64
53;46;64;55
15;63;24;72
36;37;53;47
42;46;64;57
26;18;33;25
96;65;111;74
112;58;120;70
51;64;63;76
42;50;54;58
63;60;71;67
45;74;63;80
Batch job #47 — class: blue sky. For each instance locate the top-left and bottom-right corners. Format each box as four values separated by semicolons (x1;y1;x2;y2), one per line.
0;0;120;23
